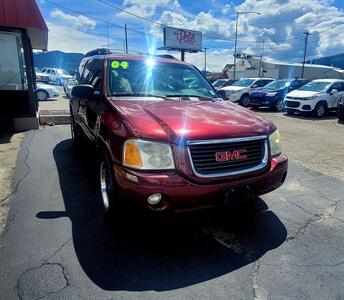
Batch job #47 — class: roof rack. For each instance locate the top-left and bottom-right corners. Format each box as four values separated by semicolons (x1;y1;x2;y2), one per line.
85;48;112;57
84;48;177;60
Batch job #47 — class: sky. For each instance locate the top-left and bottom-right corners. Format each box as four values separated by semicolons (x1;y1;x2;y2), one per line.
36;0;344;72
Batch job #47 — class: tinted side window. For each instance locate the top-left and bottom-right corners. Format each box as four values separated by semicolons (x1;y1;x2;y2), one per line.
329;82;343;92
46;69;51;74
254;80;267;87
80;59;102;90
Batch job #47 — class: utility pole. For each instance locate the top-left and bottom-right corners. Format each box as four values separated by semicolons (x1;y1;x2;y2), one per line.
301;31;310;78
204;47;208;74
259;32;265;77
233;12;239;79
124;24;128;53
106;21;109;50
233;11;261;79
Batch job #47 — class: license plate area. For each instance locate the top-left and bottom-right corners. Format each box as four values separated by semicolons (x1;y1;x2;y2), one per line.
221;185;254;207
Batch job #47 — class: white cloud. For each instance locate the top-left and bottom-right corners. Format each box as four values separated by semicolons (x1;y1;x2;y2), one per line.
47;22;109;53
50;9;96;30
221;4;230;15
119;0;180;18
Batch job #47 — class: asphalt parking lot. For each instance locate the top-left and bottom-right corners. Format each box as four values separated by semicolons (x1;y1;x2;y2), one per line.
0;112;344;299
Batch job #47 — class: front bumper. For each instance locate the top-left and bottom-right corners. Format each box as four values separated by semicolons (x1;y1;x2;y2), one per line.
250;96;277;106
114;154;288;213
284;99;315;112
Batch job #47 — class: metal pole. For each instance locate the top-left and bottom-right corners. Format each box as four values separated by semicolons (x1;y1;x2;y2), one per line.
204;47;208;74
301;31;310;78
259;33;265;77
106;21;109;50
233;12;239;79
181;49;185;61
125;24;128;53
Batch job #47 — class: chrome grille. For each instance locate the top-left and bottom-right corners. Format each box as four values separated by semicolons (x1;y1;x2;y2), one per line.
187;136;268;178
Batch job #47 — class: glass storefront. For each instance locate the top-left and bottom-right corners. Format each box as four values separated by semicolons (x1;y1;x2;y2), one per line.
0;30;27;91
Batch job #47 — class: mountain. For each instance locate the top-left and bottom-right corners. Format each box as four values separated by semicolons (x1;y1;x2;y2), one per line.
307;53;344;69
33;51;84;73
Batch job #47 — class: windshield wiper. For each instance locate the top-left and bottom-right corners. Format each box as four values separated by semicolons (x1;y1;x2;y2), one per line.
111;92;171;100
165;94;218;101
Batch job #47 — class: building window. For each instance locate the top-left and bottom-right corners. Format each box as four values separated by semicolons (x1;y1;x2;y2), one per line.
0;30;27;91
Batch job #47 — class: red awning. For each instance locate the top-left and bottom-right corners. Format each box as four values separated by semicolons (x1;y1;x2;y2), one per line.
0;0;48;50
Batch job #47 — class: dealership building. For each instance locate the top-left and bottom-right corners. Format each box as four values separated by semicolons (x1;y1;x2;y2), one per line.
0;0;48;131
225;58;344;80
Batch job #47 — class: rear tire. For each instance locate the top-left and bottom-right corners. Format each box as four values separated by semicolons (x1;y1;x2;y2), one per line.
70;115;82;147
240;94;250;107
313;102;326;118
36;89;49;101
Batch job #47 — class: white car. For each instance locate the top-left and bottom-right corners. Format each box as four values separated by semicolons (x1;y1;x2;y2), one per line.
219;78;274;107
41;68;73;86
284;79;344;117
36;83;60;101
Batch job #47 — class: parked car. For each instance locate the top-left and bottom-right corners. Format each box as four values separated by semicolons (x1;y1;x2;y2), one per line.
64;78;78;98
284;79;344;117
249;79;309;111
36;83;59;101
337;96;344;121
70;53;288;217
41;68;73;86
212;79;237;90
219;78;274;107
34;67;49;83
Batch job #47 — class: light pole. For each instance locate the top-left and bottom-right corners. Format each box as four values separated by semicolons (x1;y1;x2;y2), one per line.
259;32;265;77
301;31;310;78
204;47;208;74
233;11;261;79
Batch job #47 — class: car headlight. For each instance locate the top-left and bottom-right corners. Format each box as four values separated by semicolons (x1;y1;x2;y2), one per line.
269;130;282;156
123;139;175;170
266;92;278;97
304;95;318;100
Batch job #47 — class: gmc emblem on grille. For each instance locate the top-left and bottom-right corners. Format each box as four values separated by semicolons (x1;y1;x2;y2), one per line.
215;149;248;162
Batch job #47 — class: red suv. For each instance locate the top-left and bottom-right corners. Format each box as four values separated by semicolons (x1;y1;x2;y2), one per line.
70;50;288;216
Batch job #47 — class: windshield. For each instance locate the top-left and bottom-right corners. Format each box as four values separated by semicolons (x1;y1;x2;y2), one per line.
298;81;330;92
232;79;255;87
212;79;226;87
56;69;70;76
264;80;290;90
68;79;78;85
108;59;217;100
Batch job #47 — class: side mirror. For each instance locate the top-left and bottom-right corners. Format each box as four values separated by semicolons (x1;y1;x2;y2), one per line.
71;84;95;98
330;89;338;95
252;84;258;88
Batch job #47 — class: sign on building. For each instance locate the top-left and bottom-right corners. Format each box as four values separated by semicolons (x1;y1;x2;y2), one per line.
163;27;202;52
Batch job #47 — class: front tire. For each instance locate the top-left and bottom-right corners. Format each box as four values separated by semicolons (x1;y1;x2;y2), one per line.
99;149;120;219
273;99;284;112
313;102;326;118
36;89;49;101
240;94;250;107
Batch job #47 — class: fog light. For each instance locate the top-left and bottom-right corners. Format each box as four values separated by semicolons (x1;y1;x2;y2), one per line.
147;193;162;205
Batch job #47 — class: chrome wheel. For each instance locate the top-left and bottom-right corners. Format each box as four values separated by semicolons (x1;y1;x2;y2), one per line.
241;96;250;107
37;90;48;101
316;104;325;117
275;99;283;111
100;161;110;212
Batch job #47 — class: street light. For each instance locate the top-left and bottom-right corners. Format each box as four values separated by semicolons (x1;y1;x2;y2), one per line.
233;11;261;79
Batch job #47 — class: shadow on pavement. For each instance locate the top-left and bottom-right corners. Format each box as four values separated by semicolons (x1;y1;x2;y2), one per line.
38;139;287;291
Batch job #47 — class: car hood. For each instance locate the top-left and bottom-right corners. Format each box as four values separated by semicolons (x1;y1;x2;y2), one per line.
251;88;284;96
286;90;321;98
220;86;247;92
110;98;275;142
37;84;57;90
